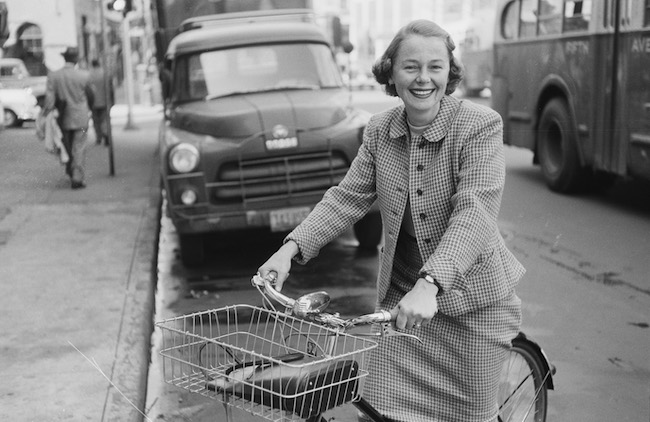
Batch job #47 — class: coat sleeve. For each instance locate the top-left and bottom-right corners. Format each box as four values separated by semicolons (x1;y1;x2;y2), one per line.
286;115;380;264
420;107;506;293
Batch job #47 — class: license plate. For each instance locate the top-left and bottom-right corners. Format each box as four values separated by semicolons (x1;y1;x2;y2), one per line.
269;207;311;232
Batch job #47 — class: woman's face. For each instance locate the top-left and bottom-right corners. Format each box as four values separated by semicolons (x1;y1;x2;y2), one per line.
389;34;450;126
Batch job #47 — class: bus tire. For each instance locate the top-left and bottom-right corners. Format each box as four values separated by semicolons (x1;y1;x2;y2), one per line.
537;98;588;193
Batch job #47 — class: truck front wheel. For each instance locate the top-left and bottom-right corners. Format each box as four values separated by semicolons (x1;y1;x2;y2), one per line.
353;212;382;250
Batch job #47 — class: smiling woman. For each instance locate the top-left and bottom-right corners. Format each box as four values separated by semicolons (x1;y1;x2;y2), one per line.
257;19;525;422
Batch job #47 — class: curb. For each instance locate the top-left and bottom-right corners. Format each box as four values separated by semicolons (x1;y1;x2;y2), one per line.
103;148;162;422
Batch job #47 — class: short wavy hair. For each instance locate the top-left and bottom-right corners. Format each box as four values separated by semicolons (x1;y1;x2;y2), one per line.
371;20;464;97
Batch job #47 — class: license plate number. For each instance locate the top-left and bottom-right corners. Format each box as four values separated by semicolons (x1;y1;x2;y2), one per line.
269;207;311;232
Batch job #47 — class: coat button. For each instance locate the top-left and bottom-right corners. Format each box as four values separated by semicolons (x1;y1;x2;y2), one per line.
424;238;431;244
418;140;426;149
419;213;427;220
416;189;423;196
417;164;424;171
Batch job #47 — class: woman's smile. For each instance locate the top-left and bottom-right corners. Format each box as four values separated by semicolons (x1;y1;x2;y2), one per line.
410;88;434;98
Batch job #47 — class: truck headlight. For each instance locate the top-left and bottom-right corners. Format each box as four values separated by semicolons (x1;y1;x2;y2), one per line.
169;143;199;173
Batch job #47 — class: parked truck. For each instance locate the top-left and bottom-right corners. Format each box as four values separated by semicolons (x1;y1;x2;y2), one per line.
152;1;381;266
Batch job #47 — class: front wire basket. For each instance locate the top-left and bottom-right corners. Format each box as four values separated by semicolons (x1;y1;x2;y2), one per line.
156;304;378;422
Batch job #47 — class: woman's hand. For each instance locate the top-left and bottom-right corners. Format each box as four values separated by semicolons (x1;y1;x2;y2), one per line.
257;240;299;291
392;278;440;330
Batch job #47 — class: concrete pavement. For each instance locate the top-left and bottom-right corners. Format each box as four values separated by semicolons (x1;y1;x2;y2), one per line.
0;104;163;421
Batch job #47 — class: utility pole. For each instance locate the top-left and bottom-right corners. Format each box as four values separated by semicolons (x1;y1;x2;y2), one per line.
99;0;115;175
122;11;138;130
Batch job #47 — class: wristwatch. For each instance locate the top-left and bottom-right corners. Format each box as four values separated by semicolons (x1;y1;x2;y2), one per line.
420;272;443;295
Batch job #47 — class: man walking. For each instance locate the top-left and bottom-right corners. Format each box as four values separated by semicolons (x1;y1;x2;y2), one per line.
43;47;94;189
88;59;114;146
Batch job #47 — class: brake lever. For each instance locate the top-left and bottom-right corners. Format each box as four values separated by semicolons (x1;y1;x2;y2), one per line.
380;323;424;344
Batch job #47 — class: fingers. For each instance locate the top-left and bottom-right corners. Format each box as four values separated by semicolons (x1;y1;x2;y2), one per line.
391;305;428;330
257;268;289;291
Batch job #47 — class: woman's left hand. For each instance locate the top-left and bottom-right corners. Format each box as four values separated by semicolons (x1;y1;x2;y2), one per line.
392;279;440;330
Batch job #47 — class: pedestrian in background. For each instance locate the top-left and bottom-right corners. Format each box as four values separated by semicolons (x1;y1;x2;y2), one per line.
257;19;524;422
43;47;95;190
88;58;114;146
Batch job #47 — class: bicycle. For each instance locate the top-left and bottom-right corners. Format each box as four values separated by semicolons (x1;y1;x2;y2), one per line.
155;272;555;422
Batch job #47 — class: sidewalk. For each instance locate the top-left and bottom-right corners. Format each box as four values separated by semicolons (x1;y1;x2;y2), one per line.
0;104;163;421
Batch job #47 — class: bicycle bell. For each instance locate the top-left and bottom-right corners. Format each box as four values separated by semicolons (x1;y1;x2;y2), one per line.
292;291;331;318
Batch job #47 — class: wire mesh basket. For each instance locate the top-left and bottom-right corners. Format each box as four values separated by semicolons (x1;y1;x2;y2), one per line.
156;304;378;422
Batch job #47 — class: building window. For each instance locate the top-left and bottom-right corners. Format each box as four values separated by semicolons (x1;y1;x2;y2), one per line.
645;0;650;26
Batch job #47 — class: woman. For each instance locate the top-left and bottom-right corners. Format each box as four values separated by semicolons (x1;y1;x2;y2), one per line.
257;20;524;422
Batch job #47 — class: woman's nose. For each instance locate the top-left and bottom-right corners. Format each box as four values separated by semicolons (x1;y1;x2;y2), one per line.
416;71;430;84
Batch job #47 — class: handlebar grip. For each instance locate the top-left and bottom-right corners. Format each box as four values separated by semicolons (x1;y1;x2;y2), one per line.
251;272;295;308
347;310;393;327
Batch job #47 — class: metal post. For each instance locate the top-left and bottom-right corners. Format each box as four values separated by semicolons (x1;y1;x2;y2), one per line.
122;11;138;130
99;1;115;176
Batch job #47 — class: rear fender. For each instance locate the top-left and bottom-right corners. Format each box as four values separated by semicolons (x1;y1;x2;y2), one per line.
514;332;555;390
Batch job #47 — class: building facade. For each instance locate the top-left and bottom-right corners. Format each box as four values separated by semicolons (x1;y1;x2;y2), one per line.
0;0;123;75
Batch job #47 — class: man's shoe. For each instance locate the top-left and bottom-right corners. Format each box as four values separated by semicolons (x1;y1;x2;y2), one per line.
71;181;86;190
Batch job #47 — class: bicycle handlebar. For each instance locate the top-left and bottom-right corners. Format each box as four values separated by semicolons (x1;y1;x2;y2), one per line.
252;271;393;329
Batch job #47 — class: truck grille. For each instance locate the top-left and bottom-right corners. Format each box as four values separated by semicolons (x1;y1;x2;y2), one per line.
208;151;349;204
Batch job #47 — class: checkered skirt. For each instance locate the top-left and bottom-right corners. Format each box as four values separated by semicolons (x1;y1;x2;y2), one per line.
363;231;522;422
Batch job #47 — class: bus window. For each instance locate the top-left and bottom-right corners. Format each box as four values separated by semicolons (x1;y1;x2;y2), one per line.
520;0;538;38
502;0;521;39
538;0;563;35
564;0;592;32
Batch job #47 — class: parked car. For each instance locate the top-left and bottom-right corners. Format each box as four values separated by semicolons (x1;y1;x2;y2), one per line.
0;97;5;129
0;58;47;106
0;87;40;127
159;10;382;266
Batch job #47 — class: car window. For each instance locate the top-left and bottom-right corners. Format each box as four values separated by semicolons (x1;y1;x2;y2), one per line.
1;65;17;77
172;42;343;102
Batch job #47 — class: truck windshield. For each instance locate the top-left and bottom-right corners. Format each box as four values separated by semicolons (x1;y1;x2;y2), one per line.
172;42;344;102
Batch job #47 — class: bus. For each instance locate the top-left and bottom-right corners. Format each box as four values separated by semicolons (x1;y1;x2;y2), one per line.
492;0;650;193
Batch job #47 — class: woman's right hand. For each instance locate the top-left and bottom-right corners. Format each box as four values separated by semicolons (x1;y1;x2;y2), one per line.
257;240;299;291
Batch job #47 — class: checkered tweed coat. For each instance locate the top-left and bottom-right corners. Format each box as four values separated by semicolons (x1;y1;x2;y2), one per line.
287;95;525;421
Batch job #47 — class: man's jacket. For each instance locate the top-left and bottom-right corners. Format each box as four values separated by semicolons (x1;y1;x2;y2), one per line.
44;63;94;130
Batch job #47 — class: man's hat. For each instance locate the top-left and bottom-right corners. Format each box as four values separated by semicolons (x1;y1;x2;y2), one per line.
61;46;79;61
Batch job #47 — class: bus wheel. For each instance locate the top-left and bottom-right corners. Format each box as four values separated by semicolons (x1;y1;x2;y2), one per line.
537;99;588;193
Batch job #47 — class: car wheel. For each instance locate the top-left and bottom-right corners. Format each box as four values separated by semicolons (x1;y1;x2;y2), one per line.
3;109;18;127
353;212;382;250
537;98;588;193
179;234;205;267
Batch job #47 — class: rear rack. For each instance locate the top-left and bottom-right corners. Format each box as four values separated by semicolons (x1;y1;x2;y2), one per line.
179;8;316;33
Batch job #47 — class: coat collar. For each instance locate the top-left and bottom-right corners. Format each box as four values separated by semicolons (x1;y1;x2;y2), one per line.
388;95;461;143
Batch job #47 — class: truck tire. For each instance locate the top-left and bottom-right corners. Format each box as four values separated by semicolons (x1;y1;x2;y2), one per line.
179;234;205;267
353;212;382;250
537;98;588;193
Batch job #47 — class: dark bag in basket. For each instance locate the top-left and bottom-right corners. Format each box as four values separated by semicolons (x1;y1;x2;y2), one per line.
207;356;360;418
